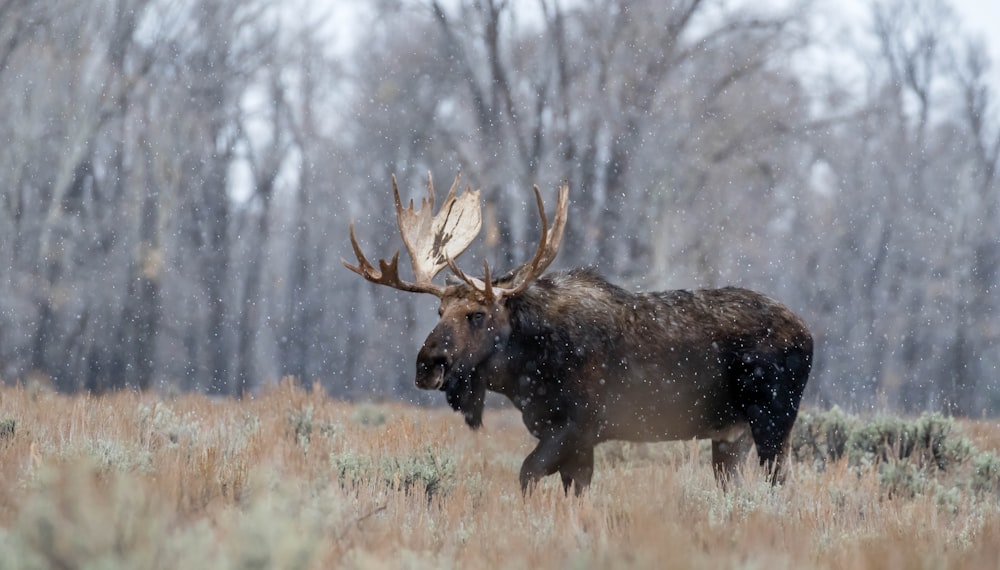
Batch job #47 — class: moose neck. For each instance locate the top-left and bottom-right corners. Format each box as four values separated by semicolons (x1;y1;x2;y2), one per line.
481;271;617;403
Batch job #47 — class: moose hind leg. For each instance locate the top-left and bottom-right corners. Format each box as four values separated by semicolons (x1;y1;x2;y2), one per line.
747;408;794;484
744;348;811;484
712;427;752;488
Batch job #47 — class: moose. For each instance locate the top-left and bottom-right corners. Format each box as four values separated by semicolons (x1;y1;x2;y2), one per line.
344;174;813;495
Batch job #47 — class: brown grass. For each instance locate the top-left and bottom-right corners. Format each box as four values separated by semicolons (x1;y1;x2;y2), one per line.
1;380;999;569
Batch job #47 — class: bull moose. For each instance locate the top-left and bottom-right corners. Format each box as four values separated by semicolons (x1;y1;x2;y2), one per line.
344;174;813;495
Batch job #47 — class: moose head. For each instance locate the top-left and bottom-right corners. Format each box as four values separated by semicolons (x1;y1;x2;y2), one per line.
343;173;568;427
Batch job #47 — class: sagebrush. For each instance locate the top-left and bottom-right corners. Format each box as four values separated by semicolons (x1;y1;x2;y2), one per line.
1;382;999;570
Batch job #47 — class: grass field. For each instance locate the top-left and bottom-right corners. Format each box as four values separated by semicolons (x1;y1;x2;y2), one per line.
1;379;1000;569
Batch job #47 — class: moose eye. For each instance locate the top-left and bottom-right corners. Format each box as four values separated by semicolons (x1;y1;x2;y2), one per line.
467;311;486;327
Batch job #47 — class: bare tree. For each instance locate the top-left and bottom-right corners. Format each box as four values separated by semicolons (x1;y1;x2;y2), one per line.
1;0;998;415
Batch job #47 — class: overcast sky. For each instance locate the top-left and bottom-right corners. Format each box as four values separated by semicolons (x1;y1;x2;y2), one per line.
953;0;1000;57
323;0;999;64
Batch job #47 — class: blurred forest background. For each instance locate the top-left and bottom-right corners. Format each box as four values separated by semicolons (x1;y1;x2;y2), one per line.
0;0;997;414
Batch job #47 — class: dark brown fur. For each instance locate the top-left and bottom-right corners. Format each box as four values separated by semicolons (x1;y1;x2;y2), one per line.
417;268;813;495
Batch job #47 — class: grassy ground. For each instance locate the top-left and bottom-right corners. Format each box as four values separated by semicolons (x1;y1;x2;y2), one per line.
1;380;999;569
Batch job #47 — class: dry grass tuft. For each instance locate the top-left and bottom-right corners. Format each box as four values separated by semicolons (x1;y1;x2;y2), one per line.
1;381;999;569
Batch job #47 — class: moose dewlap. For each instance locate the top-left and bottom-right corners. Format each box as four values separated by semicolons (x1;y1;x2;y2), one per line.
344;173;813;495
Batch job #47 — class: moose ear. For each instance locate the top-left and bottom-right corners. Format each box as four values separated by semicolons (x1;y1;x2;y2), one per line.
445;376;486;430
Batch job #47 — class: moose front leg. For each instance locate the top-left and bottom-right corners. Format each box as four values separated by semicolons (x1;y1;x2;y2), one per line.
519;424;593;495
558;445;594;496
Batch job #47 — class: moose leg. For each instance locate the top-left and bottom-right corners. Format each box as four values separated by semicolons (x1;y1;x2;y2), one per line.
519;424;589;495
747;402;801;485
712;428;752;488
559;445;594;496
743;347;811;485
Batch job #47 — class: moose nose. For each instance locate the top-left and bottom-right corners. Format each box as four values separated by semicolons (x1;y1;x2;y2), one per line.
415;326;452;389
415;354;448;390
416;335;449;389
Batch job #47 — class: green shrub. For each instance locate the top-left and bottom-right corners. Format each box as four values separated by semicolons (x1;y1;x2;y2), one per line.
287;404;338;450
790;408;1000;501
793;409;973;472
288;403;315;447
0;417;15;442
1;465;170;570
85;438;154;474
351;402;388;427
879;459;928;499
329;450;376;488
329;448;456;501
381;449;456;500
843;413;972;469
791;407;858;468
136;402;200;446
971;451;1000;494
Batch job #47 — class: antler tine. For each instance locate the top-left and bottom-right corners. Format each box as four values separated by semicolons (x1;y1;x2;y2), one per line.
342;218;447;296
344;222;375;276
482;259;494;301
540;183;568;272
424;172;435;211
443;170;461;204
417;171;459;213
446;257;495;302
500;182;569;297
392;174;402;211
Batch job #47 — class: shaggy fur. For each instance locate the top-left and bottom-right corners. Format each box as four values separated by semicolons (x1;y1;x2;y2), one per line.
417;268;813;495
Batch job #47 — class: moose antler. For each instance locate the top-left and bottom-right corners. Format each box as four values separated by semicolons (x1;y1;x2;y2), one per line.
344;173;569;303
495;182;569;297
343;173;481;297
442;182;568;301
395;173;482;283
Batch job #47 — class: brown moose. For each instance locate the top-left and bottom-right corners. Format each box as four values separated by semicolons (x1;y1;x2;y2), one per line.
344;174;813;495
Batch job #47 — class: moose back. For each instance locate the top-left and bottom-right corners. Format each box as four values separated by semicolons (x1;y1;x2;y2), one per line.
344;174;813;494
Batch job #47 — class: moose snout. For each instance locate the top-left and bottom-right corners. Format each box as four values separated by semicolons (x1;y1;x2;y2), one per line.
415;354;448;390
415;328;453;390
415;346;449;390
